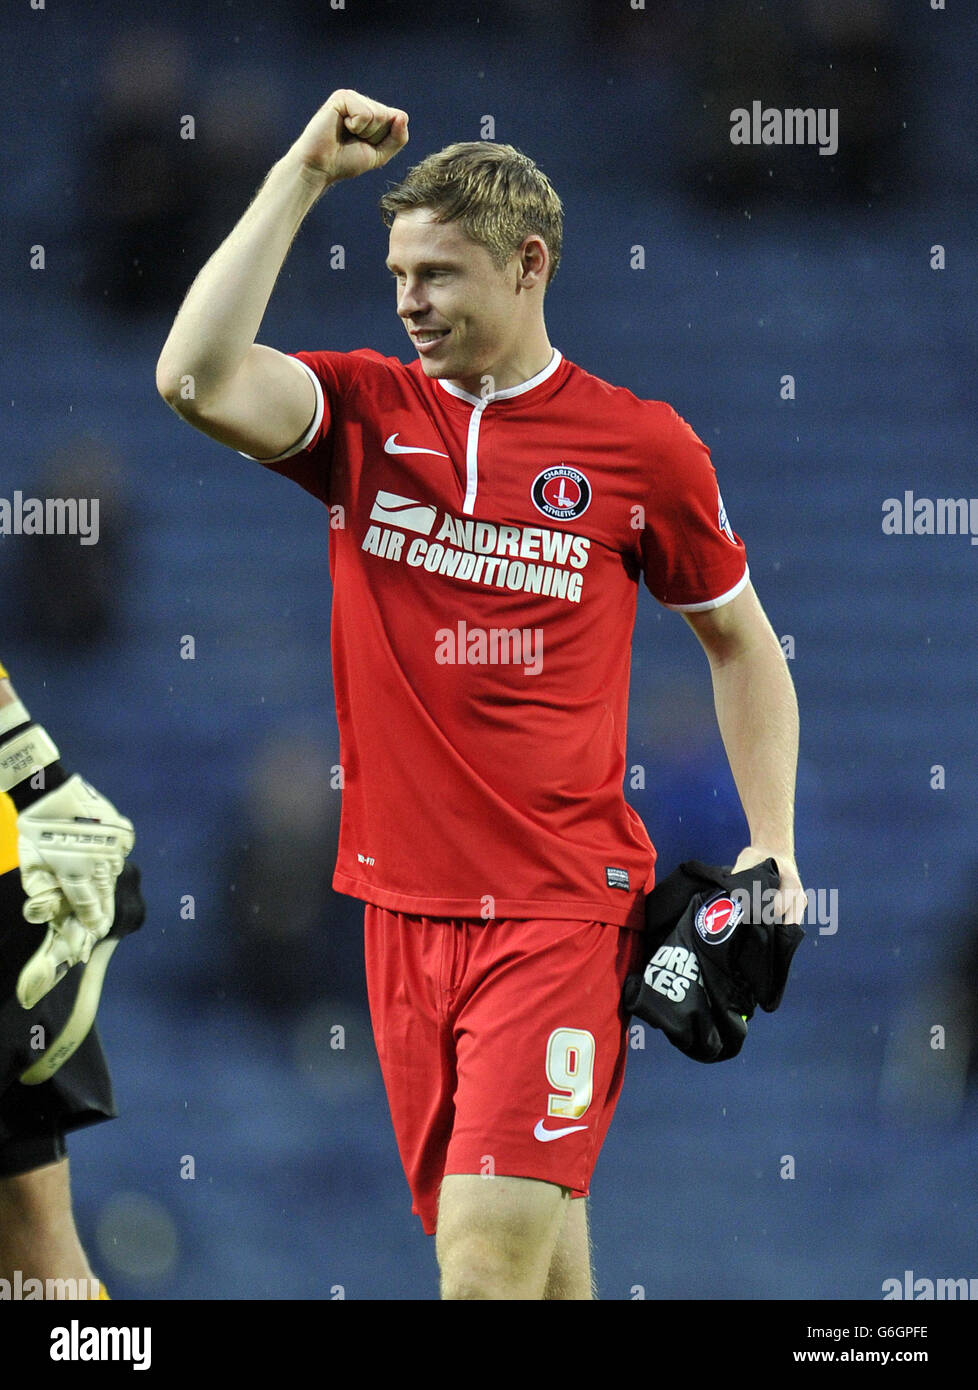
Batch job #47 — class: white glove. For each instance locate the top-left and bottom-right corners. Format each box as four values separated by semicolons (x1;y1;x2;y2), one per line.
16;774;135;1009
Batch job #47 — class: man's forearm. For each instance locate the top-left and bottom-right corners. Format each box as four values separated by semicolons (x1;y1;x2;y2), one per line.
0;666;68;806
156;151;332;404
708;628;799;859
0;665;34;739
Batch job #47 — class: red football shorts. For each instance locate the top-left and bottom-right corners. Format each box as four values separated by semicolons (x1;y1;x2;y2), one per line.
363;907;644;1235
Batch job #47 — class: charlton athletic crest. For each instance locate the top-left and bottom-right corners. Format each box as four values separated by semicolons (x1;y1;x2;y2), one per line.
694;892;744;945
531;465;592;521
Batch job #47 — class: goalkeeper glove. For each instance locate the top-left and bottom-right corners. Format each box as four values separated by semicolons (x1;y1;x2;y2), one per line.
19;858;146;1084
0;721;135;1009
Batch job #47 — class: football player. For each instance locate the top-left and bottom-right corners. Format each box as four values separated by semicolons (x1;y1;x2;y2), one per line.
0;660;141;1299
156;90;804;1299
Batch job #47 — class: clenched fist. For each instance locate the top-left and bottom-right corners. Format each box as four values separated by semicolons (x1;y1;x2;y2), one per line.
290;89;409;186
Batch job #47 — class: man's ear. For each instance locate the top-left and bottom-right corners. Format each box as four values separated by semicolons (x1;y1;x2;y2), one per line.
517;235;549;288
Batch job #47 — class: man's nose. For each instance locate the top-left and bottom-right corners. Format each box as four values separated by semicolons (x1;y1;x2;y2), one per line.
397;281;428;317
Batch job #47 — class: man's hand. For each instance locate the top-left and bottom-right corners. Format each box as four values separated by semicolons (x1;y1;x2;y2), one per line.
16;775;135;1008
732;846;806;926
289;89;409;187
624;856;806;1062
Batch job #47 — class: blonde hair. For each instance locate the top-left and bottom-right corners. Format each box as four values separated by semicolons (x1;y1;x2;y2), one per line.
379;141;563;284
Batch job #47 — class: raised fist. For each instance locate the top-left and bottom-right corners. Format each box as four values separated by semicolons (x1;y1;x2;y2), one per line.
290;89;409;186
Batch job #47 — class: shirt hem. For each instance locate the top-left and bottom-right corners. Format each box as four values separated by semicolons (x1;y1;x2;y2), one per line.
659;564;750;612
332;872;646;930
236;358;325;462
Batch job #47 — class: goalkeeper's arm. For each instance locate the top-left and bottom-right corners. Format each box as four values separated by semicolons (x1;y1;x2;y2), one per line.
0;661;135;1006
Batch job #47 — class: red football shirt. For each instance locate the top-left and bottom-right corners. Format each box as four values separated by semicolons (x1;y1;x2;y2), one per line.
247;348;748;930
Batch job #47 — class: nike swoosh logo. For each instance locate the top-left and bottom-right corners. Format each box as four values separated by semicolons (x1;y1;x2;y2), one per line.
384;432;449;458
533;1119;588;1143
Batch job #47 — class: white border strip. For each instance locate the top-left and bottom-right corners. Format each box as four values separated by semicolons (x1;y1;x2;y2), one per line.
437;349;563;406
238;357;325;463
662;565;751;612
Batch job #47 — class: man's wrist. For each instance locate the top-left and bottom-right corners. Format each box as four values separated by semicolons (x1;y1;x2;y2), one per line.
734;843;796;871
278;148;337;202
0;696;31;738
0;723;69;806
0;668;30;737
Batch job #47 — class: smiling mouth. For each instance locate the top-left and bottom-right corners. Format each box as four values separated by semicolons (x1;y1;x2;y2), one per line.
412;329;450;344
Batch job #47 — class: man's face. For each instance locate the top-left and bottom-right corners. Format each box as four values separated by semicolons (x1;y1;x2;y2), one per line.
386;209;528;393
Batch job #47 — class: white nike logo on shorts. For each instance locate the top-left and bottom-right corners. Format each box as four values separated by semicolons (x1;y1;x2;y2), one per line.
384;433;449;457
533;1119;588;1142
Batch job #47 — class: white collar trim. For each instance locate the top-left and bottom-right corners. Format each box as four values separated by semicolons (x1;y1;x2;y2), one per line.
436;349;563;406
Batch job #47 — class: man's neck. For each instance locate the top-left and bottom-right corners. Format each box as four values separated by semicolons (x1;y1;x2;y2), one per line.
446;340;555;398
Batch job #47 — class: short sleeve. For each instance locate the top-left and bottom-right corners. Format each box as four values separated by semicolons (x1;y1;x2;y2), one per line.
640;406;749;611
238;350;372;503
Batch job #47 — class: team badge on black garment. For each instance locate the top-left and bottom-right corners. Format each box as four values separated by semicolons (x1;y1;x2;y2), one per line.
694;891;744;945
531;465;592;522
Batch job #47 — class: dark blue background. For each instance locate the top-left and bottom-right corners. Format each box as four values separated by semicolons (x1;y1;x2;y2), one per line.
1;0;975;1300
